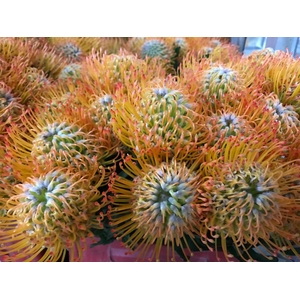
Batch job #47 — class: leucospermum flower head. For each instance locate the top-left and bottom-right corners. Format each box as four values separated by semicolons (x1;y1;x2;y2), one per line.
5;105;120;184
47;38;84;62
202;65;242;99
0;167;104;262
140;39;170;60
261;51;300;111
199;136;300;261
0;82;24;136
108;148;210;261
203;89;281;147
80;50;166;95
111;81;209;157
264;93;300;145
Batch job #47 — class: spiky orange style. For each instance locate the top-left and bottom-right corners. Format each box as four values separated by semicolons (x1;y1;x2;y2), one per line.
110;79;210;158
178;55;248;109
28;44;69;80
0;82;24;138
262;92;300;146
262;51;300;112
198;135;300;261
5;105;120;185
108;147;210;261
80;49;166;95
0;38;34;63
0;166;105;262
199;89;281;149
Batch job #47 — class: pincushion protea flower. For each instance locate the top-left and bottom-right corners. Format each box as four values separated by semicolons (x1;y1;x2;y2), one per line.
262;50;300;112
47;38;87;62
80;50;165;95
5;105;120;185
202;89;281;147
264;93;300;145
111;82;210;157
202;65;242;99
140;39;170;60
0;82;24;136
108;148;210;261
199;136;300;261
0;167;105;262
1;56;54;106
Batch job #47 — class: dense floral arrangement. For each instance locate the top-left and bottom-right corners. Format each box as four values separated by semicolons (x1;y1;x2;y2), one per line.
1;37;300;262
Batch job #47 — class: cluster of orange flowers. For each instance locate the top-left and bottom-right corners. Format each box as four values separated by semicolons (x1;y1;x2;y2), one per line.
1;37;300;262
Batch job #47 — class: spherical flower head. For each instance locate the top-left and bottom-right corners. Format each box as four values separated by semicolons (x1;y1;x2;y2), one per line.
133;162;197;241
207;112;252;144
203;66;239;98
248;47;275;61
200;136;300;261
265;95;300;143
111;84;207;156
140;39;170;60
31;121;96;168
6;106;121;185
0;83;23;125
201;163;287;259
266;97;299;124
150;87;192;109
58;42;82;61
2;169;102;261
110;154;209;261
59;63;82;80
135;87;196;150
217;112;241;136
96;54;137;86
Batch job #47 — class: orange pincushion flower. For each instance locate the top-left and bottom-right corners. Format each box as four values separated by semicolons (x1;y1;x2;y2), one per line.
5;105;120;185
80;49;166;95
261;50;300;111
108;148;210;261
0;166;104;262
263;92;300;146
0;82;24;136
111;80;210;157
198;136;300;261
202;89;281;148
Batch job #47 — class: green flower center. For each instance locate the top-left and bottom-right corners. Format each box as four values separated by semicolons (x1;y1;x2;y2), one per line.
203;66;238;97
140;39;169;59
0;89;15;109
133;163;197;236
212;165;279;230
59;43;81;60
32;122;90;164
217;113;241;137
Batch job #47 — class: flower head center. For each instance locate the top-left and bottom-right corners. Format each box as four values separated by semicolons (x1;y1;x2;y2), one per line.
133;162;197;237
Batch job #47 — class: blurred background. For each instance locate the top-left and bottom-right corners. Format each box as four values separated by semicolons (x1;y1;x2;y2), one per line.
231;37;300;57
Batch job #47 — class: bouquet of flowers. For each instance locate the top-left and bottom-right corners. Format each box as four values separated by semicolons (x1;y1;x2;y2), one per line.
1;37;300;262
